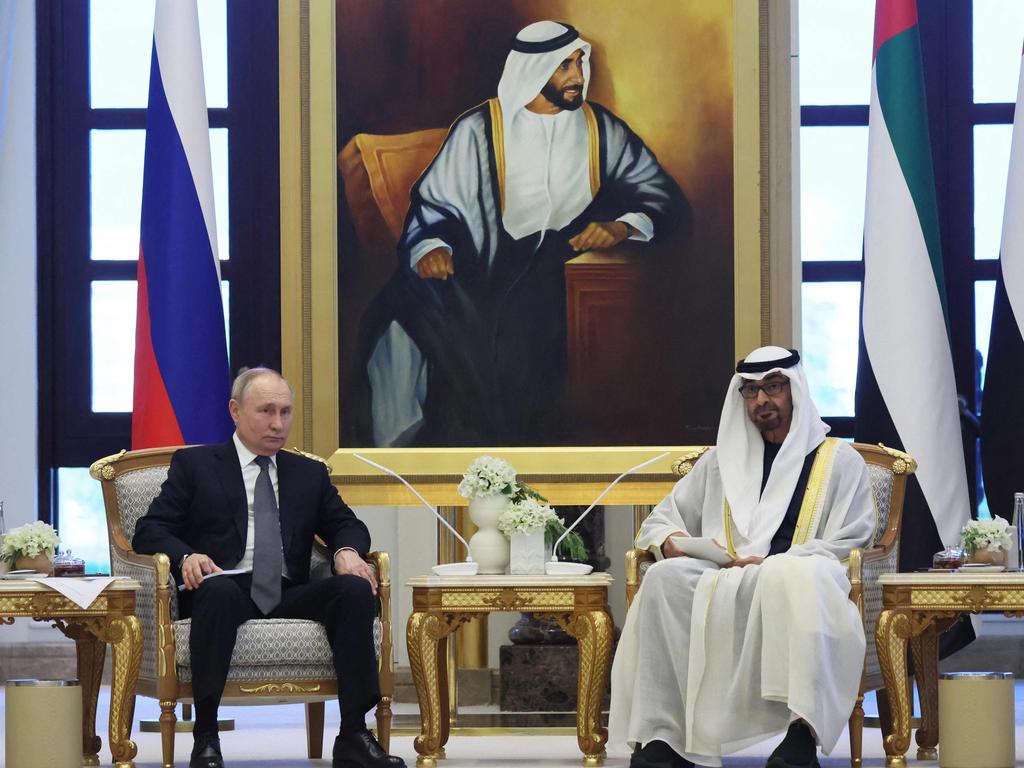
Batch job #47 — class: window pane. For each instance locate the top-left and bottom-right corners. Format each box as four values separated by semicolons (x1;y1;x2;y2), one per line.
56;468;110;575
798;0;874;106
91;130;146;261
91;281;137;412
973;0;1024;104
976;280;996;393
90;0;227;108
802;281;860;417
801;126;868;261
210;128;230;260
975;124;1013;261
91;281;229;412
91;128;229;261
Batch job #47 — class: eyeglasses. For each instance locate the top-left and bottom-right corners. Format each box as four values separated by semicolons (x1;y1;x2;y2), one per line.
738;380;790;400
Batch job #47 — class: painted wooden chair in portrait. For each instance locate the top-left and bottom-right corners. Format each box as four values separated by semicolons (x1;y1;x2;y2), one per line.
624;442;916;767
90;446;394;767
338;129;650;444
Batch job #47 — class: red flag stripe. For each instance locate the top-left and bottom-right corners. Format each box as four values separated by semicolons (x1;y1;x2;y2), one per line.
873;0;918;61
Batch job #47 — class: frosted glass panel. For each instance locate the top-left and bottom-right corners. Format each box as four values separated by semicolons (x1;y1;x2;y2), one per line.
90;128;229;261
801;127;869;261
974;124;1013;261
973;0;1024;104
799;0;873;106
90;0;228;108
802;282;861;417
91;281;230;412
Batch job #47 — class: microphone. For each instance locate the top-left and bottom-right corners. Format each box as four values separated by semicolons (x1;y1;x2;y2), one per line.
352;453;479;576
546;451;671;575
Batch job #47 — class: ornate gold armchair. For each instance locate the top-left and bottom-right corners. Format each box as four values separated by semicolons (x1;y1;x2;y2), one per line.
90;446;394;768
624;442;915;768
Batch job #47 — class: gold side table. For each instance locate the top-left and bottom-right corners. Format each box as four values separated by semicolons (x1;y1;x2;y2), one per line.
0;578;142;768
406;573;614;767
876;572;1024;768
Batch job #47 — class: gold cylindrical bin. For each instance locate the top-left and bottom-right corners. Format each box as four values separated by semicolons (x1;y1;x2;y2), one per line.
938;672;1015;768
5;679;82;768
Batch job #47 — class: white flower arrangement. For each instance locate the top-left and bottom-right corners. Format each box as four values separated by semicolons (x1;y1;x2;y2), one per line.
2;521;60;562
458;456;519;500
498;498;558;537
960;517;1012;555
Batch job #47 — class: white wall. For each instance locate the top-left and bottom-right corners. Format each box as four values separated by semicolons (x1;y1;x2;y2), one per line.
0;0;44;644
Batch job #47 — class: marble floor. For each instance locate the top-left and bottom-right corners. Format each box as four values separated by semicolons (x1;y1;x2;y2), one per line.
3;686;1024;767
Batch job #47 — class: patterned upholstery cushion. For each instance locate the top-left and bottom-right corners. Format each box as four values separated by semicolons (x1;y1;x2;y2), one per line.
865;464;894;546
174;615;383;682
115;465;170;540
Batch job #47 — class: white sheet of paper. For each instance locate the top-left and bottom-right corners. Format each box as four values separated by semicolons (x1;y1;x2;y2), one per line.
176;568;249;591
669;536;733;566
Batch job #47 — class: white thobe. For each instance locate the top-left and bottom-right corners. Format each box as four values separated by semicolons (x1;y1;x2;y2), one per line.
609;441;875;764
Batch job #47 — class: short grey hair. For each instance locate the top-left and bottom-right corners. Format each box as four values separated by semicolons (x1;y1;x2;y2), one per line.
231;367;294;403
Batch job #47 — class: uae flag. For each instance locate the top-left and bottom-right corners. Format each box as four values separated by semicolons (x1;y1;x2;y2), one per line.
981;46;1024;521
132;0;233;448
855;0;971;587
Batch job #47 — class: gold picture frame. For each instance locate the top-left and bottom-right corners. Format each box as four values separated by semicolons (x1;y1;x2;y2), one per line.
278;0;797;490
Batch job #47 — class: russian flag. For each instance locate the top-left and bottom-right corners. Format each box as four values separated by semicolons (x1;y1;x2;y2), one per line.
132;0;232;448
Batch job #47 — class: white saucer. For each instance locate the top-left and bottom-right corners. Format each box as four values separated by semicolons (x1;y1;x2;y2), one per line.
958;564;1005;572
431;562;480;576
544;561;594;576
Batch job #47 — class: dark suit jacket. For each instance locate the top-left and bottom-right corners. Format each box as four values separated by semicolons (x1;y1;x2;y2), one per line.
132;440;370;584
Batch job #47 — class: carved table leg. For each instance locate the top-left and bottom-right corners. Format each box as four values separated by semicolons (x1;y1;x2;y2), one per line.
408;611;452;767
104;615;143;768
561;608;613;766
74;628;106;765
876;610;915;768
911;622;939;761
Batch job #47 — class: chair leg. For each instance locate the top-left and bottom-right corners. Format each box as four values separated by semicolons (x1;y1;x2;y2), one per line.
306;701;325;759
159;699;177;768
375;695;394;753
849;692;865;768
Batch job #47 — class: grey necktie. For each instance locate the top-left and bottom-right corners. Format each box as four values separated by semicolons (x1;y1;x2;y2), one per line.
251;455;283;614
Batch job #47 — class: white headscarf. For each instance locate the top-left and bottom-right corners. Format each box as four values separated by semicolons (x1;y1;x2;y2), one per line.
716;346;830;553
497;21;592;119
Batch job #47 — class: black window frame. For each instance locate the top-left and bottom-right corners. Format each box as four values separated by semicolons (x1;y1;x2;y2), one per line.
36;0;282;524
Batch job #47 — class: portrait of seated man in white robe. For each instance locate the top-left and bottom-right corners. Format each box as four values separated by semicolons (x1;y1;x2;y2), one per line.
610;346;875;768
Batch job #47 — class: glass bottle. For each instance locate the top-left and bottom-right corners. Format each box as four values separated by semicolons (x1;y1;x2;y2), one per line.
1014;493;1024;571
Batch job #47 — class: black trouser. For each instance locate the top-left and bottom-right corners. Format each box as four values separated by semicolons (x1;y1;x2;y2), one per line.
180;572;380;737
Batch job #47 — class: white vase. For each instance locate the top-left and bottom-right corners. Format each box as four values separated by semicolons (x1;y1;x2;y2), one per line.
468;496;511;574
509;530;548;575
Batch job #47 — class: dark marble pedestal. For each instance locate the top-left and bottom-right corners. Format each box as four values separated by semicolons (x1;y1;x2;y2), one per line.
499;643;612;712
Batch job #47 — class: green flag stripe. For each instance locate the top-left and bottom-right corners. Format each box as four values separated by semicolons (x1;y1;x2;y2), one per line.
874;24;949;324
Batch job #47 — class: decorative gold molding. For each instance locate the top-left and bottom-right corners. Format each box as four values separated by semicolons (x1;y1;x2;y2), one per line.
89;449;128;480
877;444;918;476
671;447;711;477
238;682;323;695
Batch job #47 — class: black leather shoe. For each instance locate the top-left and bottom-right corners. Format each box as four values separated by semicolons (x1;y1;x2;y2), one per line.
189;734;224;768
765;722;820;768
333;729;406;768
630;740;694;768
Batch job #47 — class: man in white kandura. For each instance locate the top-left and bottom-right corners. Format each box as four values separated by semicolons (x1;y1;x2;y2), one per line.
610;346;875;768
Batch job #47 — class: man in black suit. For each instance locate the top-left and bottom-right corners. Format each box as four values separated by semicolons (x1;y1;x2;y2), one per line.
133;367;404;768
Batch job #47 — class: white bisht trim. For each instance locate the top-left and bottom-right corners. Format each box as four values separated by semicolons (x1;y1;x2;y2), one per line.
861;67;969;545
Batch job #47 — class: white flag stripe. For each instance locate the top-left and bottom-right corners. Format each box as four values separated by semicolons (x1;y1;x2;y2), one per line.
862;68;970;546
152;0;219;267
1000;52;1024;341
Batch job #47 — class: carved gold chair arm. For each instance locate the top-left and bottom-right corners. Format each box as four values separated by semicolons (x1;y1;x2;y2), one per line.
845;547;865;627
626;547;656;609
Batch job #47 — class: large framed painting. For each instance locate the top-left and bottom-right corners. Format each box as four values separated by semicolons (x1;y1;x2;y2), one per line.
279;0;793;486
